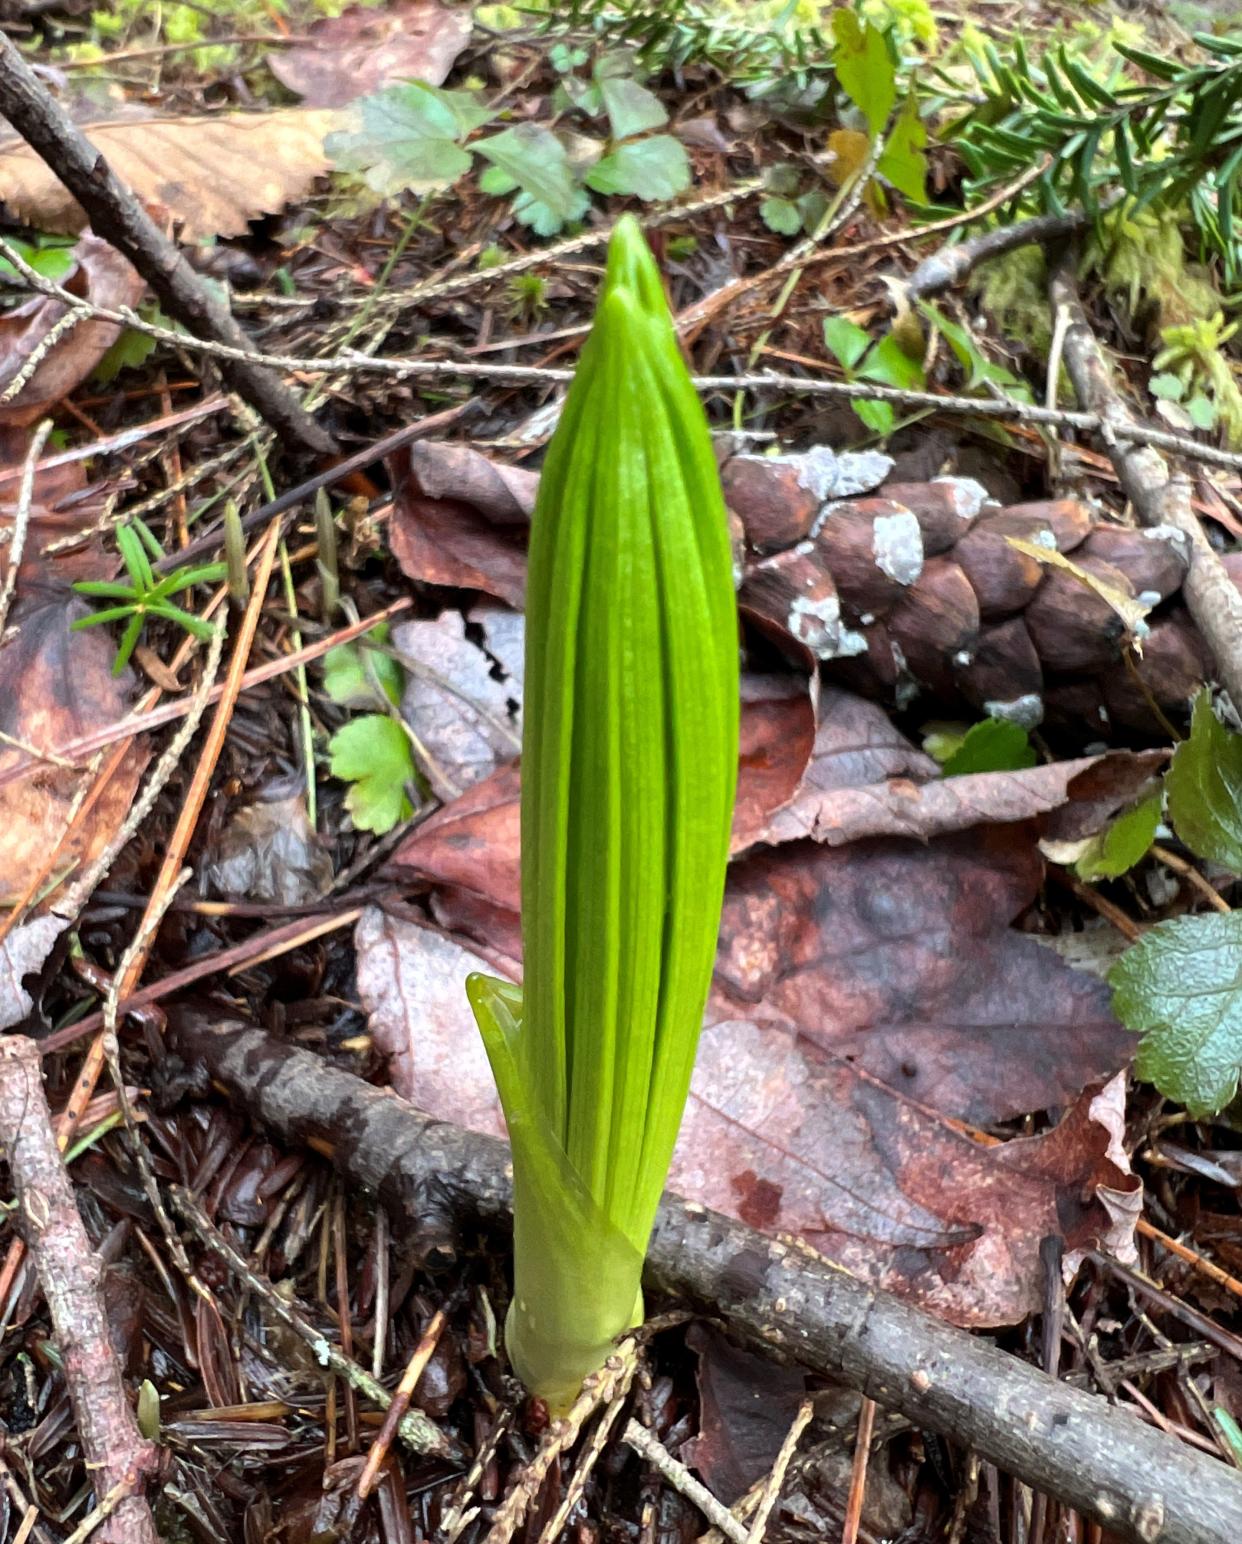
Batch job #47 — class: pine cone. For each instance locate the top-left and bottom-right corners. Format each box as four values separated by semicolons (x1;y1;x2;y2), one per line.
725;450;1222;733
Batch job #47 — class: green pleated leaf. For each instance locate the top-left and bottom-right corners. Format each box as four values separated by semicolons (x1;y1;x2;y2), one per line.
468;214;738;1410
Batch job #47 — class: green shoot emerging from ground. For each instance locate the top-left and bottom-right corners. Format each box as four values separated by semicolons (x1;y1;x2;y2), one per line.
466;215;738;1413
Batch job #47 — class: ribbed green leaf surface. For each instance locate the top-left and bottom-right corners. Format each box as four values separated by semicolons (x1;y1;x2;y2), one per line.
468;215;738;1410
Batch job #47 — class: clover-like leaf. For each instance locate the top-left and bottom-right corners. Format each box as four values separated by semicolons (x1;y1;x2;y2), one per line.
329;714;415;833
1112;913;1242;1117
595;58;668;140
322;624;402;710
475;124;589;234
325;82;489;195
761;195;803;235
585;136;691;202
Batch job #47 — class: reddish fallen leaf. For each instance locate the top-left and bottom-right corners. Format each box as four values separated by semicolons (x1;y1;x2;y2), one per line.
0;591;149;903
756;688;1165;848
0;235;144;426
353;905;1139;1326
681;1323;807;1503
268;0;471;107
388;442;535;607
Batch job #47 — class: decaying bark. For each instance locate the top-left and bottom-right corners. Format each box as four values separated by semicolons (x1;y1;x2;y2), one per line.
1048;254;1242;715
169;1008;1242;1544
0;1039;158;1544
0;33;335;456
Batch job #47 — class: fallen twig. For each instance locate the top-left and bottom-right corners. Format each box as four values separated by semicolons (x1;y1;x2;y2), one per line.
1049;254;1242;713
0;33;334;454
168;1009;1242;1544
906;201;1119;301
0;1038;159;1544
624;1420;749;1544
10;240;1242;474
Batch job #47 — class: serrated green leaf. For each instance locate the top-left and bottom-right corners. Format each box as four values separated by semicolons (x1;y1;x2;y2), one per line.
322;624;401;709
760;195;802;235
584;136;690;202
595;58;668;139
822;315;873;371
1167;693;1242;873
1074;789;1162;881
832;10;896;137
477;124;589;233
329;714;415;834
941;717;1036;776
1112;912;1242;1116
325;82;486;196
877;94;927;202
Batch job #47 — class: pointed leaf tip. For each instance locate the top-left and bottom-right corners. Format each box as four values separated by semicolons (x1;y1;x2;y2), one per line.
602;214;666;316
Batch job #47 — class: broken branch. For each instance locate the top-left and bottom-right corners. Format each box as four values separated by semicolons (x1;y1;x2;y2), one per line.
168;1009;1242;1544
0;1038;158;1544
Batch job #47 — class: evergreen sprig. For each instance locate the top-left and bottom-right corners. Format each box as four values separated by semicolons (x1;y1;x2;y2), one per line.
948;32;1242;282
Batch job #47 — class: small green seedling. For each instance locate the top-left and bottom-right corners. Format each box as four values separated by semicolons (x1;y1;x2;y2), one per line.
466;216;739;1413
72;519;224;675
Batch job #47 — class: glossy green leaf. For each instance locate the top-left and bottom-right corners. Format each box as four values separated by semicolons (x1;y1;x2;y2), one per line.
1112;913;1242;1117
877;94;928;201
1167;693;1242;875
329;714;415;833
940;717;1036;776
822;315;873;372
1074;789;1162;881
468;216;738;1411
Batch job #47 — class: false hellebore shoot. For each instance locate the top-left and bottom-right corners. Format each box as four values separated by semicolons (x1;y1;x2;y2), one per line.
466;216;739;1413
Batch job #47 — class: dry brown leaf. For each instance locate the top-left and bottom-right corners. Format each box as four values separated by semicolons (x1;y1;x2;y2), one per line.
353;904;1139;1327
268;0;471;108
0;108;339;240
0;235;144;427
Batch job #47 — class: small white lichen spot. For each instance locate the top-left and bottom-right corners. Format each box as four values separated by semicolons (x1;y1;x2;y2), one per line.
1033;527;1058;550
952;648;973;667
1137;590;1162;609
983;694;1044;729
787;445;893;502
1143;523;1190;562
788;592;842;652
872;510;924;585
931;476;990;518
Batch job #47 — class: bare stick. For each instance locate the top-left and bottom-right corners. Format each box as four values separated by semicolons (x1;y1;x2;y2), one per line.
0;1039;158;1544
840;1398;876;1544
0;32;334;455
1048;255;1242;713
0;418;53;637
168;1010;1242;1544
624;1421;749;1544
747;1399;813;1544
907;201;1119;301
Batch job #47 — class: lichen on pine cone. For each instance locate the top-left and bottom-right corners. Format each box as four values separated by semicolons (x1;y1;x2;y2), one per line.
723;445;1233;734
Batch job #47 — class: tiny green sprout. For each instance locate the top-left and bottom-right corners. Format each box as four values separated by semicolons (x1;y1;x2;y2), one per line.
73;518;225;675
505;270;551;322
467;215;739;1413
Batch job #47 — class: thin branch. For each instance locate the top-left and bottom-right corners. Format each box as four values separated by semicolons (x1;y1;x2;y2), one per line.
6;238;1242;474
0;32;334;454
1049;254;1242;713
169;1010;1242;1544
0;418;53;637
0;1039;159;1544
